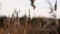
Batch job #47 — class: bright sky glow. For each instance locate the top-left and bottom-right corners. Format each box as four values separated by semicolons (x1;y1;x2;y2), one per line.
0;0;60;19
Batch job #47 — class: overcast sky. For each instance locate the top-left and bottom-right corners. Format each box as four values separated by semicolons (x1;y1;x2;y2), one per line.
0;0;60;18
